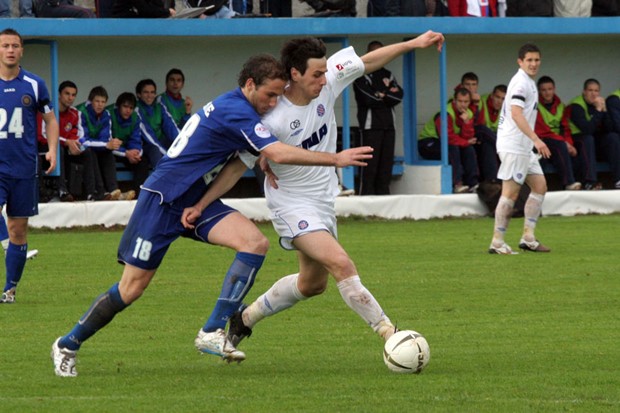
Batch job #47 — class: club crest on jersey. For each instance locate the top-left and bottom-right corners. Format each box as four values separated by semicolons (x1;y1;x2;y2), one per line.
21;95;32;106
64;123;74;132
298;220;309;230
316;104;325;117
516;172;524;180
254;122;271;138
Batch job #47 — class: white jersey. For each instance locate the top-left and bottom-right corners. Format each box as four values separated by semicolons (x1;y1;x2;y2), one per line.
262;46;365;209
496;68;538;156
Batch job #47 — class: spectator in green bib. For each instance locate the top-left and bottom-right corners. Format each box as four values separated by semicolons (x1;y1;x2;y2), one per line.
157;68;193;130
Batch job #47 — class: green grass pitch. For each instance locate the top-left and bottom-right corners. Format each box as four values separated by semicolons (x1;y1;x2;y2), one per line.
1;214;619;412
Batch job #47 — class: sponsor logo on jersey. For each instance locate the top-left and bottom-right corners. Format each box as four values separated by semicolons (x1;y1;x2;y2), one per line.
4;88;15;93
316;104;325;117
335;60;353;71
254;122;271;138
298;220;309;230
300;123;327;149
290;119;301;130
291;128;304;138
21;95;32;107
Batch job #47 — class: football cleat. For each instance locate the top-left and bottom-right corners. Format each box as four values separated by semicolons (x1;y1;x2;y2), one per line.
0;288;15;304
519;239;551;253
488;243;518;255
51;338;78;377
26;249;39;260
227;304;252;347
195;328;246;363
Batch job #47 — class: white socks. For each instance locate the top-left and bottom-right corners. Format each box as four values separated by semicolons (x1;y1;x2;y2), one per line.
243;273;306;328
337;275;392;336
492;196;514;246
523;192;544;241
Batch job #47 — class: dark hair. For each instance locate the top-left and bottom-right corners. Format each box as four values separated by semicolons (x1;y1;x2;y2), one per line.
136;79;157;95
281;37;326;77
88;86;108;102
537;76;555;88
493;84;507;94
461;72;478;84
0;28;23;45
116;92;136;109
59;80;78;94
166;68;185;83
454;87;471;99
583;78;600;90
237;54;287;88
518;43;541;60
367;40;383;52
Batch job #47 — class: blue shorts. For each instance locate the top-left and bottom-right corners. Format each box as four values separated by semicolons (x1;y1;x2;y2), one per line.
0;176;39;217
117;189;236;270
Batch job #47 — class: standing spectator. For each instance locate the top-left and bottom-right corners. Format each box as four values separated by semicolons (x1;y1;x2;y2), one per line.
258;0;291;16
33;0;96;17
369;0;435;16
107;92;148;196
353;40;403;195
592;0;619;16
0;28;58;303
488;43;551;255
554;0;592;17
158;68;193;130
475;84;506;182
38;80;100;201
419;88;480;193
0;0;33;17
135;78;180;169
568;79;620;190
535;76;581;190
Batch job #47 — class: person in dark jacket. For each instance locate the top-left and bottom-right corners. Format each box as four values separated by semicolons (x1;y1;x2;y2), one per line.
33;0;95;17
353;41;404;195
506;0;552;16
112;0;175;17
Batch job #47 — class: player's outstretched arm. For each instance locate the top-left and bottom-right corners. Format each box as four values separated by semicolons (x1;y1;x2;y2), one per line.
262;142;373;167
181;157;247;229
361;30;445;74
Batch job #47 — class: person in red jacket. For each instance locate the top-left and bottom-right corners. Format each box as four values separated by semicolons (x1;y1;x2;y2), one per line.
37;80;99;201
535;76;581;190
449;0;498;16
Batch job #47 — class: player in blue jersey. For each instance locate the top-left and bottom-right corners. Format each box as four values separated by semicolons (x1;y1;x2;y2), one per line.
0;28;59;304
51;53;373;377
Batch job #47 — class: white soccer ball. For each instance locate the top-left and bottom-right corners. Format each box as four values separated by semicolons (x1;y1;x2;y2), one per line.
383;330;430;374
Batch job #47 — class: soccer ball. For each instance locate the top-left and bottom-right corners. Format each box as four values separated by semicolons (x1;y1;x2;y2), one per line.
383;330;430;374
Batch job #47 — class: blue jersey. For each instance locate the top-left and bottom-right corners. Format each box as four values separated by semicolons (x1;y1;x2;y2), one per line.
0;68;53;178
143;87;278;206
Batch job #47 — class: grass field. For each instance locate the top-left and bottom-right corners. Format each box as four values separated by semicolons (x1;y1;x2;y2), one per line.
1;214;619;412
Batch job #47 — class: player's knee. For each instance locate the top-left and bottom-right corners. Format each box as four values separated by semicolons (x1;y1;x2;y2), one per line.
244;232;269;255
327;253;356;278
298;280;328;297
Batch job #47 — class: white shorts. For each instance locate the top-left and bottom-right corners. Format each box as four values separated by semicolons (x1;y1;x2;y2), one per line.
497;152;543;185
270;201;338;251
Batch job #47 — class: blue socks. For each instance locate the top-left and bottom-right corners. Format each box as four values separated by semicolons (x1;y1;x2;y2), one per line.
4;242;27;292
60;283;128;351
202;252;265;332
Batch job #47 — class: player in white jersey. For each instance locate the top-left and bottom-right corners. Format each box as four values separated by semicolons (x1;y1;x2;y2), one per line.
489;43;552;255
191;31;445;356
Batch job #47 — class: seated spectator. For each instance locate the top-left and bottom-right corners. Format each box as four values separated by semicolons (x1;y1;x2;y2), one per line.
592;0;619;16
458;71;482;115
568;79;620;190
554;0;592;17
449;0;498;16
135;78;180;169
475;84;506;182
107;92;149;196
419;87;480;193
606;88;620;133
0;0;33;17
506;0;552;16
113;0;175;17
301;0;356;16
535;76;581;190
37;81;101;201
369;0;435;16
185;0;236;18
33;0;96;17
256;0;291;16
77;86;135;201
158;68;193;129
